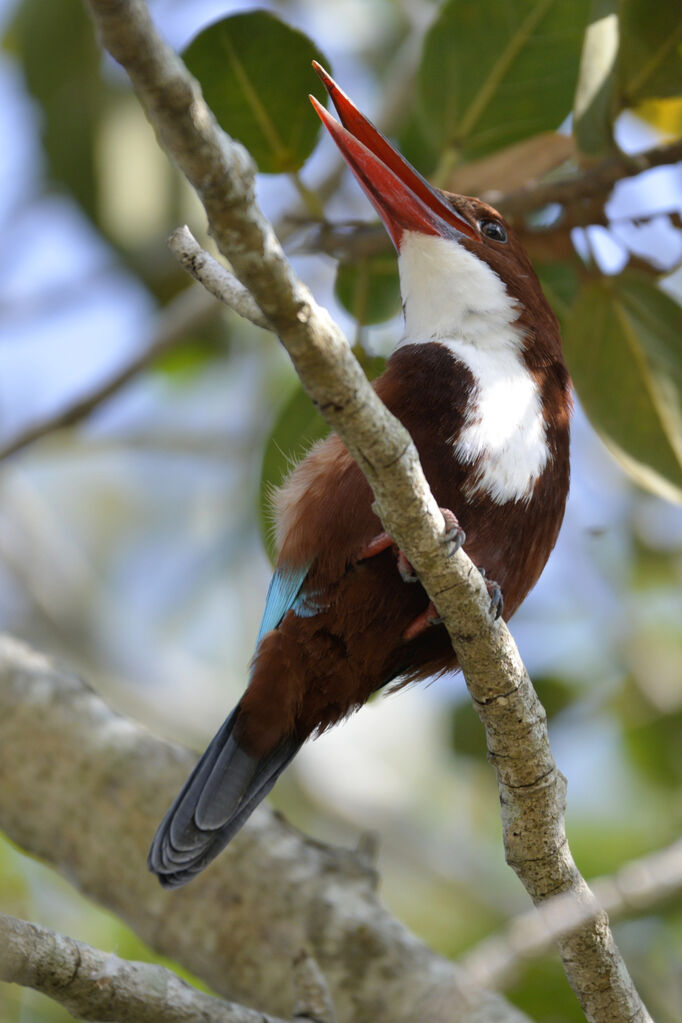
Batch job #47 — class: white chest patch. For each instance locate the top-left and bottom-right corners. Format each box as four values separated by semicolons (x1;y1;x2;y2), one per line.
397;232;549;504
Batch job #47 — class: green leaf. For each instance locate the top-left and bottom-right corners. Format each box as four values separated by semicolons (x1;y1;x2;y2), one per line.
449;699;487;760
624;709;682;789
418;0;589;160
259;383;329;562
183;11;330;174
534;676;577;718
536;260;581;326
618;0;682;106
335;253;402;325
397;110;441;179
615;675;682;789
564;271;682;502
508;958;589;1023
154;326;229;380
7;0;106;220
573;0;620;156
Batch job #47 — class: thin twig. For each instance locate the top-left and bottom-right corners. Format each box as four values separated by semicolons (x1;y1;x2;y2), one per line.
460;838;682;990
168;227;270;328
493;138;682;217
0;284;219;461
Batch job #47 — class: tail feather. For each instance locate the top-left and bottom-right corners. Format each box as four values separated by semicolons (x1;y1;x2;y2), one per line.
148;707;301;888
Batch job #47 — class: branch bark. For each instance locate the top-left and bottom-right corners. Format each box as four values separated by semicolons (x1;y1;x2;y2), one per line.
0;633;528;1023
168;228;270;329
0;911;295;1023
69;2;651;1020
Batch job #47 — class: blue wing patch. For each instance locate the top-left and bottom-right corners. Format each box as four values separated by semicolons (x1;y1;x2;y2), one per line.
256;563;311;644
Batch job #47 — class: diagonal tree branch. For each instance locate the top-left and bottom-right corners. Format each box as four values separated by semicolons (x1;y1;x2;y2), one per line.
0;633;529;1023
0;911;293;1023
0;912;339;1023
76;2;650;1021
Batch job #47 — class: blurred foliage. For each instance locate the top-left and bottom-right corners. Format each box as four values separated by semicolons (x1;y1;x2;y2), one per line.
154;320;232;379
565;271;682;503
6;0;105;221
183;11;330;174
335;252;402;325
509;958;588;1023
573;0;682;155
419;0;590;159
573;0;620;156
0;0;681;1021
618;1;682;106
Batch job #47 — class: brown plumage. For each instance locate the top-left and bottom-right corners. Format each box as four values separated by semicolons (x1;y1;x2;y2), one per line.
148;70;571;888
243;325;570;755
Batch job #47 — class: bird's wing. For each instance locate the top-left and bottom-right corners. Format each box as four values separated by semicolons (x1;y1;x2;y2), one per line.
256;561;312;643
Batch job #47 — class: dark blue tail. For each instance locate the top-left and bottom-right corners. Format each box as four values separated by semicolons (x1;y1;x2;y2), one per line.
148;707;301;888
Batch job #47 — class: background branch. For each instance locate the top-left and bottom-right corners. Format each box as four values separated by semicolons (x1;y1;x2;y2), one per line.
0;634;528;1023
494;138;682;218
77;3;651;1020
288;136;682;263
0;911;298;1023
460;839;682;991
0;285;219;462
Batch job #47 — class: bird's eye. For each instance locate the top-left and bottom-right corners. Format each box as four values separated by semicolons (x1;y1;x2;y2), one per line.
479;220;508;243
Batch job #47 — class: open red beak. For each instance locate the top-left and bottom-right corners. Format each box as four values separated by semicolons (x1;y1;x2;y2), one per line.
310;62;476;249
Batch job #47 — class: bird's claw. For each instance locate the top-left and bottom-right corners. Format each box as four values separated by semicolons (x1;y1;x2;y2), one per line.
478;567;504;621
356;508;464;586
441;508;465;555
397;550;418;583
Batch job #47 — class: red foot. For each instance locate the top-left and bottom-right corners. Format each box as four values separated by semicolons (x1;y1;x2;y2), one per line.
355;508;465;583
355;532;394;560
355;531;417;581
403;601;442;641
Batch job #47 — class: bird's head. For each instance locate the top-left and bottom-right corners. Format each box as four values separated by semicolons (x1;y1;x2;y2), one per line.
310;64;560;367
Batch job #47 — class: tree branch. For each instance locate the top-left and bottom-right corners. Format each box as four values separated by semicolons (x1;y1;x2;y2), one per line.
168;227;270;329
492;138;682;218
0;911;296;1023
0;633;529;1023
0;284;219;462
77;2;651;1020
288;135;682;262
460;839;682;991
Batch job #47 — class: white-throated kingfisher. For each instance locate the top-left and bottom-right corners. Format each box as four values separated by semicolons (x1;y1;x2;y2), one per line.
149;64;572;888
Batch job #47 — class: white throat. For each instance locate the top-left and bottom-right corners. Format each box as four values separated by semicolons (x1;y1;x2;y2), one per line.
397;232;549;504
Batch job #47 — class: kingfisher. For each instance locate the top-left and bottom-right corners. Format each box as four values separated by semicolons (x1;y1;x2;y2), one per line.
149;64;571;888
